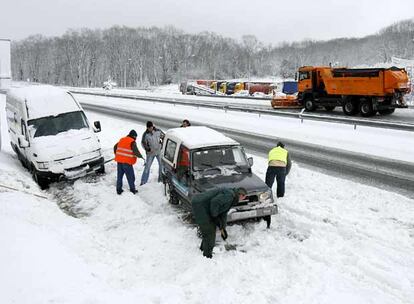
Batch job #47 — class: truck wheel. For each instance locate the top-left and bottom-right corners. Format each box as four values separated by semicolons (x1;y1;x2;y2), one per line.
165;179;179;205
342;100;358;116
324;106;335;112
359;100;375;117
378;109;395;115
31;165;49;190
304;99;316;111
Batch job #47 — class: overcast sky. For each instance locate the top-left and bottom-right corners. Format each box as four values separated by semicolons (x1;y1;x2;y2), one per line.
2;0;414;44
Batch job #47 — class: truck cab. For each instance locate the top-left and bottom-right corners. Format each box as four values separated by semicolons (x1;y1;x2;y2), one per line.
161;126;277;227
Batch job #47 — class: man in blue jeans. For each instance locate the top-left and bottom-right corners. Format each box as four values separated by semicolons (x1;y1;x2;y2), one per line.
140;121;165;185
114;130;144;194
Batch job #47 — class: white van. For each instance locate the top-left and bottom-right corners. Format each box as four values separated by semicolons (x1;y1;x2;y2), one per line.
6;85;105;188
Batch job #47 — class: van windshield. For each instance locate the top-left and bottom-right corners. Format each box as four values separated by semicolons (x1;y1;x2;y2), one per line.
28;111;89;138
192;146;248;171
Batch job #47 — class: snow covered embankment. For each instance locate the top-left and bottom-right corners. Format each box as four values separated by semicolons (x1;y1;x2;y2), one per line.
1;97;414;303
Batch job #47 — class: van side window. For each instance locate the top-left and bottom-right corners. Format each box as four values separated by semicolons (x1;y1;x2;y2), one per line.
164;139;177;163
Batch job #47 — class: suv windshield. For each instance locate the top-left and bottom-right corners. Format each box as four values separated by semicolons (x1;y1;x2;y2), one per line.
192;146;248;171
28;111;89;138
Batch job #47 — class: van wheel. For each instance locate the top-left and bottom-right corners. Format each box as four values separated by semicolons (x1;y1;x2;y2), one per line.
165;179;179;205
96;165;105;174
264;215;271;228
342;100;359;116
31;165;49;190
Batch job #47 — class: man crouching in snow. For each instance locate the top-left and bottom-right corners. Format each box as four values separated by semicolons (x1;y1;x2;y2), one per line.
192;187;247;258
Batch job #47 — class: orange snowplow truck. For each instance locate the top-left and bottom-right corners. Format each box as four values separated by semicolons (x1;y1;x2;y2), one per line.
297;66;409;116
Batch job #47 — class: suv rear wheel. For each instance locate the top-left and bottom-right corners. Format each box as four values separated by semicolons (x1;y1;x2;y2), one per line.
164;179;179;205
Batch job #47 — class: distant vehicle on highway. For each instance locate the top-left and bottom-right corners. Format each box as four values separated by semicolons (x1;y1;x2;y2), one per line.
297;66;410;116
6;85;105;189
102;79;117;90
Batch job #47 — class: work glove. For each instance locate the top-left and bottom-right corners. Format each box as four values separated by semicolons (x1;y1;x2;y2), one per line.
220;228;228;241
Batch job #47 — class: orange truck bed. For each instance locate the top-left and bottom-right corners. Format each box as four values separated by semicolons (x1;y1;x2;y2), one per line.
315;67;409;96
297;66;409;116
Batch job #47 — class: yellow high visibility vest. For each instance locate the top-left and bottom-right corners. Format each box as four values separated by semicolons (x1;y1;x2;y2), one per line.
268;146;288;163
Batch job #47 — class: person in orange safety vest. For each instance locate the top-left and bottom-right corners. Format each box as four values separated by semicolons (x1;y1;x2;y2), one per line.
114;130;144;195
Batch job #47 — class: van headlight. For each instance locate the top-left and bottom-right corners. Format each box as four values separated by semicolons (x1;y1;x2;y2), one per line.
259;190;273;204
37;161;49;169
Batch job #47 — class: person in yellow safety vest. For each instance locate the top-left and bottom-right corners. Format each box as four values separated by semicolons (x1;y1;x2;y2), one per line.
114;130;144;195
265;141;292;198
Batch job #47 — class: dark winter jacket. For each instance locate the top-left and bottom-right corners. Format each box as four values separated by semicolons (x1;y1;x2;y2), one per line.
192;188;237;229
141;127;165;156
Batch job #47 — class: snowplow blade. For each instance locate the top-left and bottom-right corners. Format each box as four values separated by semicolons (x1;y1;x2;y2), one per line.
271;95;303;109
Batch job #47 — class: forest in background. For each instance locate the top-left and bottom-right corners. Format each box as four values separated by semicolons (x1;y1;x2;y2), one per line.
10;19;414;87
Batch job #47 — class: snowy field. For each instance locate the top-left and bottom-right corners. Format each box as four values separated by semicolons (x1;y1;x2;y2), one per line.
75;93;414;163
1;93;414;303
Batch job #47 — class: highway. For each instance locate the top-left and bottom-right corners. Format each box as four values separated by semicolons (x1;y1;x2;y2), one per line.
80;101;414;199
71;89;414;132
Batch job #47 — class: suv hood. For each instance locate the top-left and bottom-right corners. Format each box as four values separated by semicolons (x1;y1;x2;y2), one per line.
31;128;100;161
193;173;269;194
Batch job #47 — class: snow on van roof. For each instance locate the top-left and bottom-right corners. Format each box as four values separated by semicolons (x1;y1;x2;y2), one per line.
167;126;238;149
7;85;81;120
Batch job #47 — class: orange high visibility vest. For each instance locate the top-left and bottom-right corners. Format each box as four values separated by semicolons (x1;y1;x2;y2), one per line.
115;136;137;165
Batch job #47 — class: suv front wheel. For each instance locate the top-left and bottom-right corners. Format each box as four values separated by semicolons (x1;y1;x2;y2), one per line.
164;178;179;205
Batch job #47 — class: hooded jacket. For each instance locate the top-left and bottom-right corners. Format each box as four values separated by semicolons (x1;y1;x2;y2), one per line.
141;127;164;156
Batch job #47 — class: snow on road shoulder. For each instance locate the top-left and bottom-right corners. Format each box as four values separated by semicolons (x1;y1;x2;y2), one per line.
1;103;414;303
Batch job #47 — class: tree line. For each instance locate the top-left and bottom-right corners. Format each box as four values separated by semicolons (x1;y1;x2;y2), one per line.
11;19;414;87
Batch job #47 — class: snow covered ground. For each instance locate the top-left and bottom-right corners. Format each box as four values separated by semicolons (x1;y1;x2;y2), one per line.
75;93;414;163
1;93;414;303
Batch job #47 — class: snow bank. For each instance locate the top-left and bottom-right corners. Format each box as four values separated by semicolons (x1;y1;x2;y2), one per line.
1;97;414;303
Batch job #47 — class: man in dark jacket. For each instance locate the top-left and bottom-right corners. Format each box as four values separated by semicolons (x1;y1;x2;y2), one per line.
265;141;291;198
192;187;247;258
114;130;144;195
140;121;165;185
